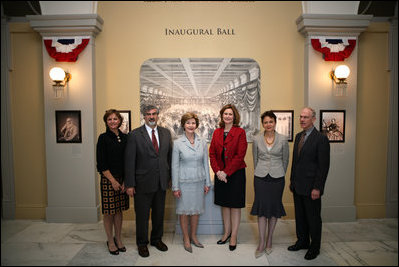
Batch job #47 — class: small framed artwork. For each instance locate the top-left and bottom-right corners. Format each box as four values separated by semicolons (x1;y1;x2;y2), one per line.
56;110;82;143
272;110;294;142
320;110;345;142
118;110;131;134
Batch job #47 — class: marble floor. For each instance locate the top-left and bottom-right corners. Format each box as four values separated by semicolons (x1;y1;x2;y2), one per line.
1;218;397;266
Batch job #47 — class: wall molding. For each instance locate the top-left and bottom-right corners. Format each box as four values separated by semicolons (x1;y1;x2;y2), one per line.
27;14;103;37
1;17;16;219
297;14;373;36
386;4;398;218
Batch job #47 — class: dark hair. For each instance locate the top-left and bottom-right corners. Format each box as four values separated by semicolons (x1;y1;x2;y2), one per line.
141;105;159;116
261;110;277;123
181;112;199;129
219;104;240;128
103;109;123;128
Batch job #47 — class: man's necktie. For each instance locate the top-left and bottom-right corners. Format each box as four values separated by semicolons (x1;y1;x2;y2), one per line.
152;129;159;153
297;131;306;155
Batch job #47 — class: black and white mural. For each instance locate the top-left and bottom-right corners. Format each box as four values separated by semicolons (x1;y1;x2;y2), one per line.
140;58;261;142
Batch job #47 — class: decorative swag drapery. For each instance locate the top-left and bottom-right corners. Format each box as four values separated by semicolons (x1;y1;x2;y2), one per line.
220;80;259;112
44;37;90;62
311;38;356;61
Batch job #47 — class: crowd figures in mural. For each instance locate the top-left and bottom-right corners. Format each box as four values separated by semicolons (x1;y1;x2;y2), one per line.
140;58;261;142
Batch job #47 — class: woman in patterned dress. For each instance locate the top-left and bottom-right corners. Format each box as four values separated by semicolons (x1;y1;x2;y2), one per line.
96;109;130;255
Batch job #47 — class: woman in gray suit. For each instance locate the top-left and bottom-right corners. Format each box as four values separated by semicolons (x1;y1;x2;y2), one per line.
172;112;212;253
251;110;289;257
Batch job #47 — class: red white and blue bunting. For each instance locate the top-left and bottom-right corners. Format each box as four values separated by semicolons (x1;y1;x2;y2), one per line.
311;37;356;61
44;37;90;62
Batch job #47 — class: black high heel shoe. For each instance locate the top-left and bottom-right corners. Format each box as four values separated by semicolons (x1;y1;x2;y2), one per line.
114;237;126;252
229;237;237;251
107;241;119;255
217;233;231;245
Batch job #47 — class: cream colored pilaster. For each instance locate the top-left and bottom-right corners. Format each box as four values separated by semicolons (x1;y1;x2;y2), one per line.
28;14;103;222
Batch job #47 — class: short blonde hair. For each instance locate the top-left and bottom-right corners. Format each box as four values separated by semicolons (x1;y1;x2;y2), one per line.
181;112;199;129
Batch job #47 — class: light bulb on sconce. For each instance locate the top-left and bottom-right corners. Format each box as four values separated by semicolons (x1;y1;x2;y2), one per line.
49;67;71;98
330;64;350;96
330;65;350;84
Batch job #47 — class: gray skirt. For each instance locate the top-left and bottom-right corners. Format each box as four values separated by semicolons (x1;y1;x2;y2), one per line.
176;180;206;215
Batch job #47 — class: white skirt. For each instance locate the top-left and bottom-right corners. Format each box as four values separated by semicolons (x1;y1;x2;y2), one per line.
176;180;206;215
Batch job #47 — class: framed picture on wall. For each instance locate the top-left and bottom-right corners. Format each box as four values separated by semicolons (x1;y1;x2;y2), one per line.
272;110;294;142
320;110;345;142
118;110;131;134
55;110;82;143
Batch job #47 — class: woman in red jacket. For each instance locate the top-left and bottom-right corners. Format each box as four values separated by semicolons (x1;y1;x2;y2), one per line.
209;104;248;251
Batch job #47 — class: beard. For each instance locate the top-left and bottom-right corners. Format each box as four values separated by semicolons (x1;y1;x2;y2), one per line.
148;120;156;126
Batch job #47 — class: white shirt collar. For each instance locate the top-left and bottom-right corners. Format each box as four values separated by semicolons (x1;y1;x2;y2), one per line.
145;123;157;133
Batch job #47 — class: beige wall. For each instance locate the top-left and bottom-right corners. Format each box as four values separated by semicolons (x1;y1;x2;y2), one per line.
356;22;390;218
95;1;303;221
6;2;391;220
8;23;47;219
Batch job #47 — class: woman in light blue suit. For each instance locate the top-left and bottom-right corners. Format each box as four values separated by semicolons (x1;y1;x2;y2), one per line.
172;112;212;253
251;110;289;257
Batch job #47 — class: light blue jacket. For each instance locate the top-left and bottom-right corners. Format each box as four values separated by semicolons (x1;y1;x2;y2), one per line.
172;133;212;191
253;131;289;178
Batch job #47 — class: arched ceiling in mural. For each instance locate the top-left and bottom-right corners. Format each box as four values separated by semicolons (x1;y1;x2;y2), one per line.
140;58;259;98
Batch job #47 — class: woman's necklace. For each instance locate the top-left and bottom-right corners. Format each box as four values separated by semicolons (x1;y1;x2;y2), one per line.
186;134;195;144
264;132;275;145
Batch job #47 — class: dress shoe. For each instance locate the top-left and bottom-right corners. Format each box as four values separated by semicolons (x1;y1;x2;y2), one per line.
287;243;309;251
114;237;126;252
254;249;265;258
183;238;193;253
217;233;231;245
190;240;204;248
150;240;168;251
137;245;149;257
304;249;320;260
184;245;193;253
265;248;273;255
107;241;119;255
229;237;237;251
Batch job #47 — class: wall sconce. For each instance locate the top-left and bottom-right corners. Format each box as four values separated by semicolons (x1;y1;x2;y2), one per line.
330;64;350;96
49;67;71;98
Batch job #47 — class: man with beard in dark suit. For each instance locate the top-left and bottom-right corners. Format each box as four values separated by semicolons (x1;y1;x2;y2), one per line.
125;105;172;258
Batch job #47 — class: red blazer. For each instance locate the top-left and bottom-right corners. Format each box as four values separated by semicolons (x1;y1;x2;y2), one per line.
209;126;247;177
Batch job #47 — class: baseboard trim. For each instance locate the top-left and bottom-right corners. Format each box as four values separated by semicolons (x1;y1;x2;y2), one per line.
322;205;357;222
46;205;100;223
386;202;398;218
